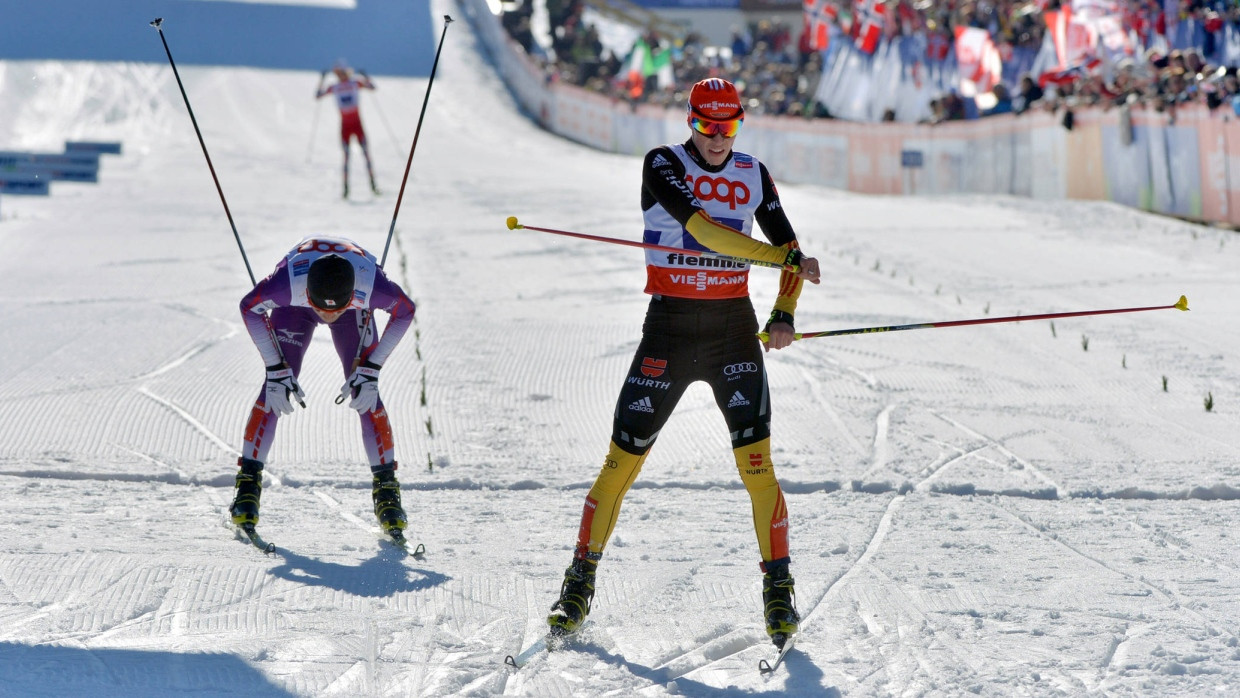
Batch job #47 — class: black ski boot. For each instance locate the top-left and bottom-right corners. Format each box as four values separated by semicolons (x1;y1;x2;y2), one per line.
372;466;407;535
762;562;800;649
229;458;264;526
547;558;597;637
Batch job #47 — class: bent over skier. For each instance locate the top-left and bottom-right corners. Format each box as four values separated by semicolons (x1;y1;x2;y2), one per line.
229;236;415;539
546;78;821;649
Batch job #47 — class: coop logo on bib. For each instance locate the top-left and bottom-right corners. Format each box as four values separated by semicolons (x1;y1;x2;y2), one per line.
685;174;749;210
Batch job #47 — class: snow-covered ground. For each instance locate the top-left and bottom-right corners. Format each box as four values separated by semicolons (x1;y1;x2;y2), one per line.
1;6;1238;697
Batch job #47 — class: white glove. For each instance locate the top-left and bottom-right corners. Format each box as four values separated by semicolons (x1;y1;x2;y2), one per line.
339;361;381;413
264;365;305;415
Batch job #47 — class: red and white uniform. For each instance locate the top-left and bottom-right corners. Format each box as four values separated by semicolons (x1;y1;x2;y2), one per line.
318;77;372;143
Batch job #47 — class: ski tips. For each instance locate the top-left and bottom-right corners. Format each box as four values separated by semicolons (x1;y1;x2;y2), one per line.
506;216;521;230
1174;295;1189;311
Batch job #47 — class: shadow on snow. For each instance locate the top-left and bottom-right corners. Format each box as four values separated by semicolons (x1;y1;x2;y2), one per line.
267;544;449;597
0;642;294;697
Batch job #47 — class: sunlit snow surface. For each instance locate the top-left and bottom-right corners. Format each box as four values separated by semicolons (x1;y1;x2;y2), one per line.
1;7;1238;698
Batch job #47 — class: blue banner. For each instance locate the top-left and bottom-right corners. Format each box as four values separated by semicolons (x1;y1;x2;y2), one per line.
0;178;51;196
0;0;434;77
66;141;123;155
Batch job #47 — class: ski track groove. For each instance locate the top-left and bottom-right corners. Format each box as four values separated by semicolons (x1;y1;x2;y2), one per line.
1002;498;1240;640
913;445;992;492
984;495;1240;669
932;410;1063;496
796;425;1009;691
648;627;763;683
796;363;870;459
136;386;239;457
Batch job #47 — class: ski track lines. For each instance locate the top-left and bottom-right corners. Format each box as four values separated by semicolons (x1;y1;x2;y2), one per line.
420;320;631;471
137;386;239;458
792;415;1049;693
982;498;1240;693
926;411;1063;496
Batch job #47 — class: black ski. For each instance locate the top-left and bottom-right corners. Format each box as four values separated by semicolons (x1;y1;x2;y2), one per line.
758;632;798;674
238;523;276;554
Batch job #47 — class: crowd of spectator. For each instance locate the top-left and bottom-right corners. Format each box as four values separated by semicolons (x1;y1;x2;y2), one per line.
499;0;1240;124
502;0;826;116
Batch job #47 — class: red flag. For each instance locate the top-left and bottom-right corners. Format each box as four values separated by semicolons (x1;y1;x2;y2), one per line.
853;0;886;54
803;0;835;51
953;26;1002;94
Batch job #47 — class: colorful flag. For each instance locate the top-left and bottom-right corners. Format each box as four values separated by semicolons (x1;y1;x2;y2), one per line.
625;38;675;98
1044;7;1095;69
803;0;836;51
853;0;885;55
953;26;1002;95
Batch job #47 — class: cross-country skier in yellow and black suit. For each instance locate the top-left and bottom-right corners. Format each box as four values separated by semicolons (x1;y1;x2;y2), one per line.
547;78;822;651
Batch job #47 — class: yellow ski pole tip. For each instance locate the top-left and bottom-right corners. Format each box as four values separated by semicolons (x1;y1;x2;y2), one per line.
1175;295;1189;311
505;216;519;230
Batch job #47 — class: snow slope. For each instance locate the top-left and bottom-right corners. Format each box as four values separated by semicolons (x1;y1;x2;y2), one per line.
1;5;1238;697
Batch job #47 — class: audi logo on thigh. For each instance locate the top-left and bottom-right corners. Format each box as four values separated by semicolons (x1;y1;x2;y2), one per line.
723;362;758;376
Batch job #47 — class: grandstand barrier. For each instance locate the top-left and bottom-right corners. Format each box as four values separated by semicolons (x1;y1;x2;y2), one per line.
464;0;1239;227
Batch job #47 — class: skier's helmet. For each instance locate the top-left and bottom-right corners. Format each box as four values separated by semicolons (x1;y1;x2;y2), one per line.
687;78;744;121
307;254;355;311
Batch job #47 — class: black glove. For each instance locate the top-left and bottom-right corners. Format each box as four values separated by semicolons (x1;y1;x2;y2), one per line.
782;248;803;271
764;310;795;334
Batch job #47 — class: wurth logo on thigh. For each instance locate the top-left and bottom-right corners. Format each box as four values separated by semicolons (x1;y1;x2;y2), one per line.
628;396;655;413
628;376;671;390
641;357;667;378
727;390;750;408
744;451;769;476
